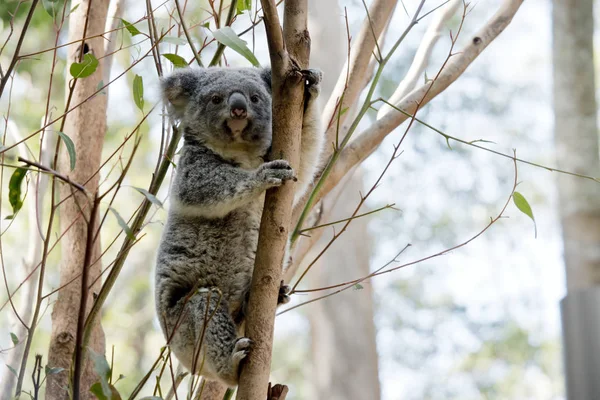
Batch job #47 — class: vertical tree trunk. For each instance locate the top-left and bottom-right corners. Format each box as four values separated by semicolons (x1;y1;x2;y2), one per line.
306;1;381;398
552;0;600;398
308;172;381;400
46;0;109;398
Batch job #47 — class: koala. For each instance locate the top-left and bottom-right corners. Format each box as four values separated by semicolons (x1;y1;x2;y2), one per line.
154;66;323;387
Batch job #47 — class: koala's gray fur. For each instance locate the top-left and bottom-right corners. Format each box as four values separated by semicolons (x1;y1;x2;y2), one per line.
155;66;323;387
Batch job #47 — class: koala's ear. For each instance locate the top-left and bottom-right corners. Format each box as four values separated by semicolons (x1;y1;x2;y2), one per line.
260;68;272;92
161;68;203;118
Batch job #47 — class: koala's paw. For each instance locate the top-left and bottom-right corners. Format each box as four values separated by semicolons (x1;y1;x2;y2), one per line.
230;337;253;375
278;280;291;305
302;69;322;100
257;160;296;188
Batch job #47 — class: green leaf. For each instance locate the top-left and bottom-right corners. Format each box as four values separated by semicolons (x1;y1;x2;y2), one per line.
133;75;144;112
513;191;537;237
162;53;188;68
90;383;122;400
88;349;111;398
45;366;65;375
121;19;142;37
353;283;364;290
162;36;188;46
10;332;18;346
42;0;65;19
8;167;27;218
97;80;106;95
236;0;252;13
132;187;163;208
70;53;99;79
6;365;17;377
212;27;260;67
108;207;134;239
57;131;76;171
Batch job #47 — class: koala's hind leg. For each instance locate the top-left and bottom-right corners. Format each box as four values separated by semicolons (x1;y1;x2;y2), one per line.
165;288;251;387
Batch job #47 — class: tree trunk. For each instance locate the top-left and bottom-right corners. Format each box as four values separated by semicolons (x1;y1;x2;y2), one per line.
235;1;310;398
46;0;109;398
552;0;600;398
308;171;380;400
305;1;381;398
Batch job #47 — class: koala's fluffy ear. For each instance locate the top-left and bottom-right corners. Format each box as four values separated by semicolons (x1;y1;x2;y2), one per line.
260;68;272;92
161;68;203;119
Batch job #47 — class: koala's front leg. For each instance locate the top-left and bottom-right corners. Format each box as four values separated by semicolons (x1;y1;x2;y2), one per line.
172;156;296;218
295;69;324;205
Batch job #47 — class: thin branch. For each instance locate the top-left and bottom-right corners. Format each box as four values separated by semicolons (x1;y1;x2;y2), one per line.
0;0;40;98
17;157;88;193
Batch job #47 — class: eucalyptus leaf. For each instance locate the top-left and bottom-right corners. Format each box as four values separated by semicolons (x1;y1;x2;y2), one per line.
70;53;99;79
162;36;188;46
133;75;144;112
212;27;260;67
7;167;27;218
513;191;537;237
88;349;111;398
162;53;188;68
236;0;252;14
121;19;142;37
133;187;163;208
10;332;18;346
42;0;65;19
108;207;134;239
57;131;76;170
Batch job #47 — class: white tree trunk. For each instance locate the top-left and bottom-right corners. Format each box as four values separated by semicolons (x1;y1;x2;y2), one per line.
307;170;380;400
306;1;380;398
553;0;600;397
552;0;600;291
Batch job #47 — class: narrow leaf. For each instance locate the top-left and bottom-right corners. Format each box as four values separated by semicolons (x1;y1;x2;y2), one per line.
70;53;99;79
133;75;144;112
57;131;77;171
10;333;18;346
236;0;252;13
108;207;134;239
133;187;163;208
45;366;65;375
162;36;188;46
121;19;142;37
8;167;27;217
212;27;260;67
513;191;537;237
42;0;65;19
6;365;17;377
162;53;188;68
88;349;111;397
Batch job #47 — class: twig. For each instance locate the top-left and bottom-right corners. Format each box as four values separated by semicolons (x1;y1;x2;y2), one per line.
174;0;203;66
0;0;40;98
17;157;87;193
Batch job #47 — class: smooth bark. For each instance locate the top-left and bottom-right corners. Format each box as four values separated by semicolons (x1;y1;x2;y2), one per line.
46;0;109;398
235;1;310;399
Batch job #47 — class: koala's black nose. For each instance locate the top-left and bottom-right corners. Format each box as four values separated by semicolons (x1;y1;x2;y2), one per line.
228;92;247;119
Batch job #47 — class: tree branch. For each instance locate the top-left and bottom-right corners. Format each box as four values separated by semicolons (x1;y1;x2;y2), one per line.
235;0;310;399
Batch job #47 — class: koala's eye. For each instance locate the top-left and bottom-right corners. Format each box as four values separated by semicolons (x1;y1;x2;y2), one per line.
250;94;260;103
211;95;223;105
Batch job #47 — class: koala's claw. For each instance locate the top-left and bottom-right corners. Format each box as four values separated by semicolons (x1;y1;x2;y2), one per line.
278;281;291;305
258;160;295;187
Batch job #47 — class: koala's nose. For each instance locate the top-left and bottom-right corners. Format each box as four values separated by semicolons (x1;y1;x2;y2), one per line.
228;93;247;119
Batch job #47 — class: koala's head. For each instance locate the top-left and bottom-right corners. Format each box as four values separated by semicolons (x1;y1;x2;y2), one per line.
161;67;272;153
